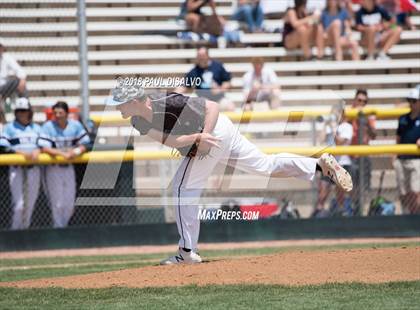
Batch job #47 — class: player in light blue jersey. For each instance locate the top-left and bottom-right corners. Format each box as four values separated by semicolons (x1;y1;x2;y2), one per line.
0;98;41;230
38;101;90;228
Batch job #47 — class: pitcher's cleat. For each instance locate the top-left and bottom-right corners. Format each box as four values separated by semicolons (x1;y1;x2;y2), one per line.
319;153;353;192
160;248;203;265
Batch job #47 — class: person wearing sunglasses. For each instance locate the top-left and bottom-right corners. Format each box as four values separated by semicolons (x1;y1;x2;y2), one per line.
351;89;377;145
394;87;420;214
350;89;376;214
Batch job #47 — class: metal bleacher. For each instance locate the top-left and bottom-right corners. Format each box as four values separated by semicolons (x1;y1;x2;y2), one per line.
0;0;419;204
1;1;419;114
1;0;418;143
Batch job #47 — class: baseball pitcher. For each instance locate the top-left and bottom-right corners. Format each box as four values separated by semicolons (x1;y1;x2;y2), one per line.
106;85;353;264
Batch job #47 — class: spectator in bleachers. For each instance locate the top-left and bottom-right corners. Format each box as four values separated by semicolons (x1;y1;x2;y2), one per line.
177;47;235;111
317;0;360;60
181;0;225;35
313;108;354;217
0;39;28;123
394;87;420;214
350;89;376;214
350;89;376;146
0;98;41;230
355;0;402;60
38;101;90;228
379;0;417;30
231;0;264;33
283;0;324;60
340;0;356;19
242;57;281;110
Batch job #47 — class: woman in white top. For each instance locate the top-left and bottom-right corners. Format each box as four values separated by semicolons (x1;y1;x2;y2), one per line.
314;108;354;217
0;40;28;123
242;57;281;110
0;40;28;101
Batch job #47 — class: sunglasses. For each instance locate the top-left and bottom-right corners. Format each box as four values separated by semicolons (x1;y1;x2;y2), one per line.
356;98;368;103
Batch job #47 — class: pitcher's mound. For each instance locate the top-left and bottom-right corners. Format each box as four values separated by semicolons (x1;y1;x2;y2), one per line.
2;247;419;288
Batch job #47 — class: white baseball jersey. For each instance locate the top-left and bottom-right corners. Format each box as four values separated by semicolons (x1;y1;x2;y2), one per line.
38;119;90;150
38;119;90;228
131;92;317;251
0;120;42;230
0;120;41;153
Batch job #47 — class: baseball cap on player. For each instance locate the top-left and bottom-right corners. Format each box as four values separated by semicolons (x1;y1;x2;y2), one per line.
407;87;419;102
12;97;32;111
105;84;147;106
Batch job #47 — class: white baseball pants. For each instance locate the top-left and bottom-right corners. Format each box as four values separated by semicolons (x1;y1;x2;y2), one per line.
172;114;318;250
9;166;41;230
44;165;76;228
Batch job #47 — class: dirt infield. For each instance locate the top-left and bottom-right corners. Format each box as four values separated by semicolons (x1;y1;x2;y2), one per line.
2;246;419;289
1;237;419;259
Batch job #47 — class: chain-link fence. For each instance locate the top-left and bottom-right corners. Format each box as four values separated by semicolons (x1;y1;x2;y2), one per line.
1;110;418;231
1;0;82;230
1;1;418;231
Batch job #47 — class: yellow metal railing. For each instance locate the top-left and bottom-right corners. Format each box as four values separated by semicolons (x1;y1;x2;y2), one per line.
1;144;418;166
90;107;411;125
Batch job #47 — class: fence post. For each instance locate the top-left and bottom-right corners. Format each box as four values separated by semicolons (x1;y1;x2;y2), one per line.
357;111;366;216
159;158;169;220
311;118;318;209
77;0;90;124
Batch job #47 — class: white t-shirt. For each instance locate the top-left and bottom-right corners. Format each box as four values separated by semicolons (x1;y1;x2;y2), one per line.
0;53;27;87
242;66;279;91
336;122;353;166
260;0;326;14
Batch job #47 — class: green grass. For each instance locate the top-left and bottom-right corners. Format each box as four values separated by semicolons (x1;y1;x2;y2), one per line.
0;262;153;283
0;253;164;268
0;281;419;310
0;241;418;283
